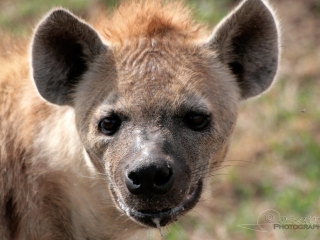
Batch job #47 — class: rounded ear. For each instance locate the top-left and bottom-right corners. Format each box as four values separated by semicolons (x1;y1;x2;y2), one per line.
32;8;107;106
206;0;280;100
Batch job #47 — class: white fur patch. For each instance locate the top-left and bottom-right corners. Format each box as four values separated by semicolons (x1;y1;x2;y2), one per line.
32;106;87;173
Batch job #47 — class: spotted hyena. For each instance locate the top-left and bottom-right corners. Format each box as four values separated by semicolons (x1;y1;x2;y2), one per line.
0;0;279;239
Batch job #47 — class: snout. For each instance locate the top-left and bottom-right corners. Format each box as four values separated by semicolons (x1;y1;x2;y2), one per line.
110;133;203;228
125;159;174;196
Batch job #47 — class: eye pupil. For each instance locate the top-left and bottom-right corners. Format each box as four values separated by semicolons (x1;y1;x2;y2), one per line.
189;115;204;124
102;119;117;129
99;115;121;135
183;112;210;131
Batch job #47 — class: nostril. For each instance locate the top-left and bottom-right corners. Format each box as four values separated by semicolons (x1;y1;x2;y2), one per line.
125;170;143;195
154;168;172;186
128;172;141;186
153;166;174;195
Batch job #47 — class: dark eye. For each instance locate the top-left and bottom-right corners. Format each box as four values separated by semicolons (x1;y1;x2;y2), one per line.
99;115;122;136
183;112;210;131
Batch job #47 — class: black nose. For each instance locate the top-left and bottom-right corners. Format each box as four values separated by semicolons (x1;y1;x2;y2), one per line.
125;161;174;196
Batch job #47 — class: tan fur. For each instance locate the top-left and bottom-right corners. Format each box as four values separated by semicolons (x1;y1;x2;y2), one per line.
0;0;279;239
96;0;206;45
0;36;138;240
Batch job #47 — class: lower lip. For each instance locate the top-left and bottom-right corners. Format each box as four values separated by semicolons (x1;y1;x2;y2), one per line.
117;181;203;227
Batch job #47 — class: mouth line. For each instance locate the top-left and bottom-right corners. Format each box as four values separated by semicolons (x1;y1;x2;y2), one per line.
116;180;203;227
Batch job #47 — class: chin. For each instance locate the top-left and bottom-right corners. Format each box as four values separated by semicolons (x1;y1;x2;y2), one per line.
111;180;203;228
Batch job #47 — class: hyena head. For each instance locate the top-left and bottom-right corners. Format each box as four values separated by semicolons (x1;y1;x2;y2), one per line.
31;0;279;228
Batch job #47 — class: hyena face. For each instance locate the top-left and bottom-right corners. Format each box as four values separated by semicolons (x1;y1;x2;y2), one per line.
73;41;239;227
32;0;279;228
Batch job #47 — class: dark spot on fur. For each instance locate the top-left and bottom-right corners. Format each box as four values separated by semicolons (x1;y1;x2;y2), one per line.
228;61;244;79
4;191;19;239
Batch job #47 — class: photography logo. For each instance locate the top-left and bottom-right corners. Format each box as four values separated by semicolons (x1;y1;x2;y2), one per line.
238;209;320;232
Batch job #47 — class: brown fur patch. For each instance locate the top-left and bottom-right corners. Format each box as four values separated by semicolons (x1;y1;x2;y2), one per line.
96;0;206;44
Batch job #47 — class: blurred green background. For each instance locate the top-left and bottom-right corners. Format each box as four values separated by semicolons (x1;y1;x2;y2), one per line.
1;0;319;239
